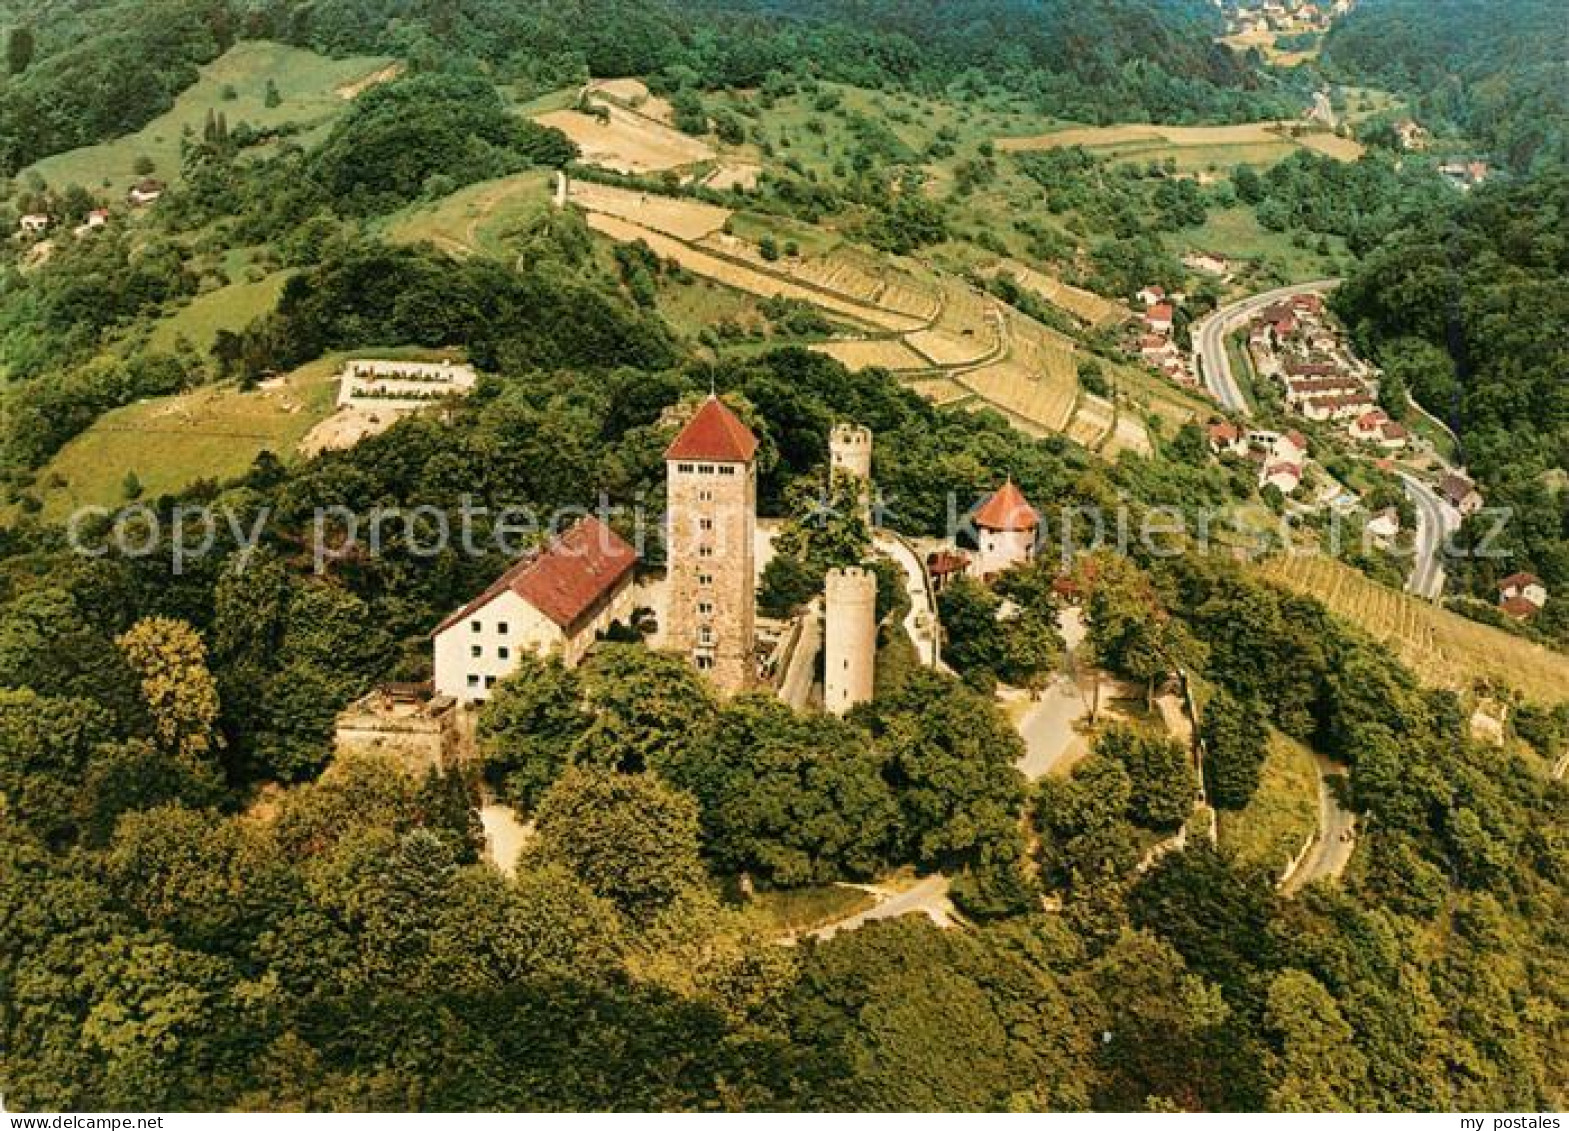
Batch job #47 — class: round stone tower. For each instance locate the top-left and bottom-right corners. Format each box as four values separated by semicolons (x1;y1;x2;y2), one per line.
824;566;877;716
829;423;873;482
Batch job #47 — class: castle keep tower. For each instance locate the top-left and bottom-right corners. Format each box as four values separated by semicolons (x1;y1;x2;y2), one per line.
824;566;877;715
829;423;874;525
665;395;758;696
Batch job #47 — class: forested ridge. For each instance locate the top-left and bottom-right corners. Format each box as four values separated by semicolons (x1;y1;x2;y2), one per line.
0;0;1295;174
1323;0;1569;172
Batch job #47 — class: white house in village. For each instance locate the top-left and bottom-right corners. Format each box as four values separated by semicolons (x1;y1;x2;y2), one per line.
432;516;638;702
1260;461;1302;496
1367;507;1401;546
17;213;49;236
126;179;165;206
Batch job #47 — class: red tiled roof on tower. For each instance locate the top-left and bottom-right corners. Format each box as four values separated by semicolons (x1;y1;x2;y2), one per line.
433;516;637;635
973;480;1040;532
665;395;759;463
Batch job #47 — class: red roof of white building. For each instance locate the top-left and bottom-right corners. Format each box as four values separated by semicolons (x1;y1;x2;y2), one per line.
665;395;759;463
973;480;1040;532
433;516;637;635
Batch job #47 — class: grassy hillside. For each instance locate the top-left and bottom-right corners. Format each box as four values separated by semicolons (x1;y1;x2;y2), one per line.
25;42;396;194
147;270;294;353
23;356;342;519
1216;730;1320;876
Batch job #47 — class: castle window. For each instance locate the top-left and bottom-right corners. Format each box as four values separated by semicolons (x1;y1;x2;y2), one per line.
678;463;694;473
699;518;713;531
719;465;736;476
698;489;713;502
698;602;713;616
467;674;480;688
471;645;482;658
497;622;508;634
471;620;482;633
498;647;510;660
698;573;713;586
699;545;713;558
485;676;497;689
699;627;715;646
696;654;714;670
699;463;715;474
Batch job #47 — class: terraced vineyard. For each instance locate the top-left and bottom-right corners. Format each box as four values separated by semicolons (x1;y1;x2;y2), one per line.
1262;554;1569;704
990;259;1133;327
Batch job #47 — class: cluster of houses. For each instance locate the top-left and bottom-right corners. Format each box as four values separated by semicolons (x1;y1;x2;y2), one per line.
1133;285;1201;390
1207;421;1311;496
1246;293;1410;449
13;179;164;242
1226;0;1348;37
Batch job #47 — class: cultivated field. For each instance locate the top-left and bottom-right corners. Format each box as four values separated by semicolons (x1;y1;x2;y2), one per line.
960;360;1077;434
1066;394;1116;450
908;327;995;368
583;213;912;330
27;42;395;193
1262;554;1569;704
810;339;932;371
990;259;1132;327
568;179;731;240
995;120;1362;165
536;103;714;174
586;78;678;126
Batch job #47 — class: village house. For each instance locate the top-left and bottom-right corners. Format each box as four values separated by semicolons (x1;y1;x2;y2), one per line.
431;516;638;702
17;213;50;236
1260;461;1302;495
72;209;110;236
970;479;1040;578
1144;302;1174;335
1285;376;1366;405
1258;303;1297;340
1498;572;1548;616
1440;472;1484;516
1136;285;1166;308
126;178;165;206
1208;421;1248;457
1366;507;1401;546
1302;393;1375;422
1375;419;1409;449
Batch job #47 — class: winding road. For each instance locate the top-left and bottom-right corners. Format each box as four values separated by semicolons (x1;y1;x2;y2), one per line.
1398;469;1461;602
1192;278;1341;415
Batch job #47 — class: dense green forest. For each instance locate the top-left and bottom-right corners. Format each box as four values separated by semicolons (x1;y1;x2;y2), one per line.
1323;0;1569;172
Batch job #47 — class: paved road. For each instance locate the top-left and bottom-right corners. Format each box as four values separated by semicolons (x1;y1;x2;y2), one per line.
1283;758;1357;895
808;874;955;941
1192;279;1341;415
1398;470;1460;602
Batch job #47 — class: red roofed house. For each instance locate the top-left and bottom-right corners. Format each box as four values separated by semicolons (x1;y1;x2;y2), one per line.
1260;461;1302;495
971;479;1040;578
1258;303;1297;339
1136;285;1166;308
1208;421;1247;456
1349;409;1389;441
1440;472;1484;516
1145;303;1175;335
433;516;638;701
665;395;759;695
1377;419;1410;449
1498;572;1547;613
